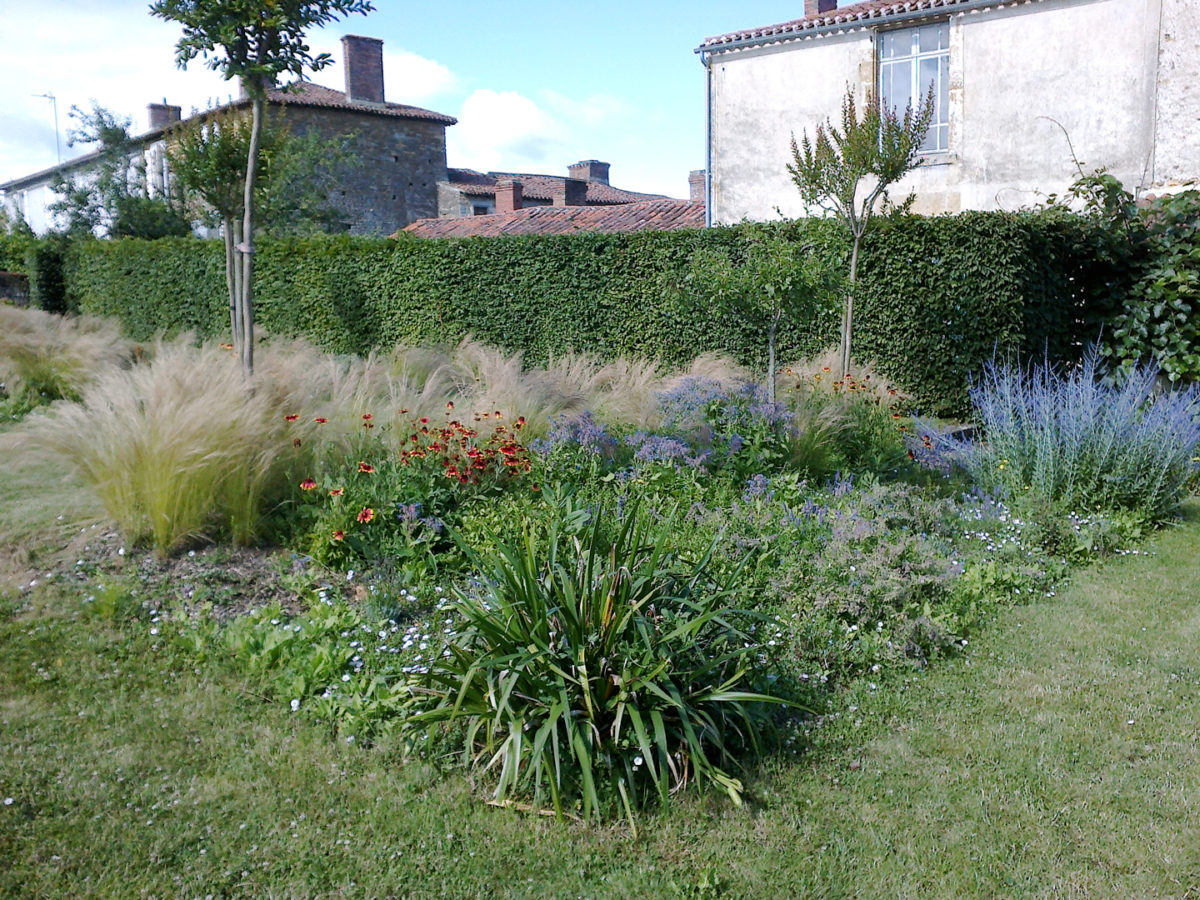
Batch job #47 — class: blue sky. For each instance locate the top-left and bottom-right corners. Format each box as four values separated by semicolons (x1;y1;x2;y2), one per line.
0;0;807;197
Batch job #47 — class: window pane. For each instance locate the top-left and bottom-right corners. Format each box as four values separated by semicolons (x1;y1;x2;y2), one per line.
919;56;940;116
882;60;913;114
881;32;901;59
919;23;949;53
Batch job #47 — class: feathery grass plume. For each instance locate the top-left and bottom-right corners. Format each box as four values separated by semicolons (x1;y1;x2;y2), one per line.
778;347;907;410
24;337;301;554
584;355;665;427
947;350;1200;520
0;305;133;409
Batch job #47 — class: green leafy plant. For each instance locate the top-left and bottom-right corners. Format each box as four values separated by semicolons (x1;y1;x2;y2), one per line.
788;87;933;378
401;502;792;823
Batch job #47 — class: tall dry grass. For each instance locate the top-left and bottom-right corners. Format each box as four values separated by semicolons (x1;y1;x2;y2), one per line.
0;305;134;405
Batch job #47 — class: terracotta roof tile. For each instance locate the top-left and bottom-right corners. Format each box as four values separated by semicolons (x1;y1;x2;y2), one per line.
444;168;665;205
261;81;456;124
700;0;1042;51
401;199;705;239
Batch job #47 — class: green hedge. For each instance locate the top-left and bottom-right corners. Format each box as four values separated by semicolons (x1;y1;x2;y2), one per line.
65;213;1126;416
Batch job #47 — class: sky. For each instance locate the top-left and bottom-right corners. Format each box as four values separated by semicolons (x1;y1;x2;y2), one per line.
0;0;810;198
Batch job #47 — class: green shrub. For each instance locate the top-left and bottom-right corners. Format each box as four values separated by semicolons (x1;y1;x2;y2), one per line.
401;501;791;822
26;235;71;313
64;211;1123;417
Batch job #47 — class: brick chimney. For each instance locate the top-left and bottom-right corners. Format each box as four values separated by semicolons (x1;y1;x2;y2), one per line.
688;170;706;204
148;102;182;131
567;160;610;185
553;178;588;207
804;0;838;16
343;35;385;104
495;180;523;214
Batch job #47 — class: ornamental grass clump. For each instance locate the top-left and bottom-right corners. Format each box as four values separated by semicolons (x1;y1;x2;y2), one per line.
401;502;790;824
955;351;1200;520
25;338;302;554
0;304;133;411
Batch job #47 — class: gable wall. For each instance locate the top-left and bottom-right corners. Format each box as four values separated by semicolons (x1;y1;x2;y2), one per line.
708;0;1179;222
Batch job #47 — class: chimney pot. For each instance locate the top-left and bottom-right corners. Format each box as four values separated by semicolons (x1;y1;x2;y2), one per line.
567;160;610;185
342;35;385;104
495;179;523;213
148;102;182;131
688;170;706;205
553;178;589;207
804;0;838;16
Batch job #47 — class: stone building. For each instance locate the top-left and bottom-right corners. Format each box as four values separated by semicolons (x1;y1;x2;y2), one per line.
1;35;456;236
697;0;1200;224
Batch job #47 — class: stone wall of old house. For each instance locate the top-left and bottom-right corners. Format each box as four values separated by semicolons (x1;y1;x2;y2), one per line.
281;106;447;234
707;0;1195;223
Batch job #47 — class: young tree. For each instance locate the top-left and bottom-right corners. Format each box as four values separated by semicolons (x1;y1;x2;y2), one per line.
166;107;356;349
688;226;838;405
787;88;932;378
149;0;374;373
48;103;191;239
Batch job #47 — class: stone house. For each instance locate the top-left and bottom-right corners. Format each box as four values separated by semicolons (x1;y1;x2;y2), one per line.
0;35;456;236
697;0;1200;224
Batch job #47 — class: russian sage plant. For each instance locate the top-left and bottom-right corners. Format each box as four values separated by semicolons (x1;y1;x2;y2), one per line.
951;352;1200;520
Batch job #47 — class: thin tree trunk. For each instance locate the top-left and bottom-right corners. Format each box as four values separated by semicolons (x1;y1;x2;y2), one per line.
841;235;861;378
767;314;778;407
238;95;263;375
222;216;238;351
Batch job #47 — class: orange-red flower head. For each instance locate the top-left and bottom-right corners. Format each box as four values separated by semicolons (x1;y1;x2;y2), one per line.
314;417;328;424
362;413;373;421
357;507;374;524
332;530;345;541
357;461;376;474
285;414;299;422
329;487;344;497
300;478;317;491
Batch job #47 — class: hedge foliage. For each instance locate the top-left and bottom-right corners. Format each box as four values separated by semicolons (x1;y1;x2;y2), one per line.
64;213;1126;416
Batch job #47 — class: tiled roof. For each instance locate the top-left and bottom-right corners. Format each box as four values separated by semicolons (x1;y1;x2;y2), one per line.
401;199;705;239
259;81;457;124
444;168;665;205
700;0;1041;51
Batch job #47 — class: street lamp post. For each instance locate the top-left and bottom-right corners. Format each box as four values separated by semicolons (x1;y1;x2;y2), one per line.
33;93;61;164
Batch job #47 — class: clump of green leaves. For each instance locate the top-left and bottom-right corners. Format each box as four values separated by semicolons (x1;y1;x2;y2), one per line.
401;502;792;824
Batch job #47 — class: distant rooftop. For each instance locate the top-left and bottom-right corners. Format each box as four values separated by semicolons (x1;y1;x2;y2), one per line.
444;168;664;206
402;199;705;238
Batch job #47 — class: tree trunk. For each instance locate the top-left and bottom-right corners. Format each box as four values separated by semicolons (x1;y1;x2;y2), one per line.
840;235;861;378
222;216;238;352
767;314;778;407
238;95;263;375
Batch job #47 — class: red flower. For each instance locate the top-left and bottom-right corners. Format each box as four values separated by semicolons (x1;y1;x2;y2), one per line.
357;461;376;474
293;438;303;448
399;408;409;415
332;530;345;541
357;507;374;524
420;417;430;425
362;413;373;421
285;414;299;422
363;422;374;429
300;478;318;491
314;417;329;424
446;401;455;411
515;416;526;430
329;487;345;497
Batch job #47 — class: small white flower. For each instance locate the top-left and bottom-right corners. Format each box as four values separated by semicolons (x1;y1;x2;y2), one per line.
117;547;125;556
3;798;13;806
341;673;351;682
290;699;301;712
149;628;159;636
633;756;643;767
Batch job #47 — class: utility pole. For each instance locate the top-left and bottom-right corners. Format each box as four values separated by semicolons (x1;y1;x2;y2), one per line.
33;93;61;164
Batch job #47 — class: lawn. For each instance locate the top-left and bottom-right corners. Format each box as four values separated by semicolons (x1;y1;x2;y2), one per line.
2;490;1197;898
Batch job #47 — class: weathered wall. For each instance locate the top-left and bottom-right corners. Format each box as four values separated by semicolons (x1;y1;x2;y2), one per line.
1151;0;1200;191
283;107;447;234
708;0;1191;222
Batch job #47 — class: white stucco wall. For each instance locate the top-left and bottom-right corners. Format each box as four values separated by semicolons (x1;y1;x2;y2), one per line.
707;0;1194;222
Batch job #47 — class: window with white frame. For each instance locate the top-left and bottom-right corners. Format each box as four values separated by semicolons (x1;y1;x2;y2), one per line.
879;22;950;153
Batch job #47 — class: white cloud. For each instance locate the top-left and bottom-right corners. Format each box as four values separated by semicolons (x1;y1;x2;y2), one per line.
542;90;626;129
446;89;568;174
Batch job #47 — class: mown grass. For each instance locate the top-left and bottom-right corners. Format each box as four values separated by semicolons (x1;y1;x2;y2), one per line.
2;503;1198;899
